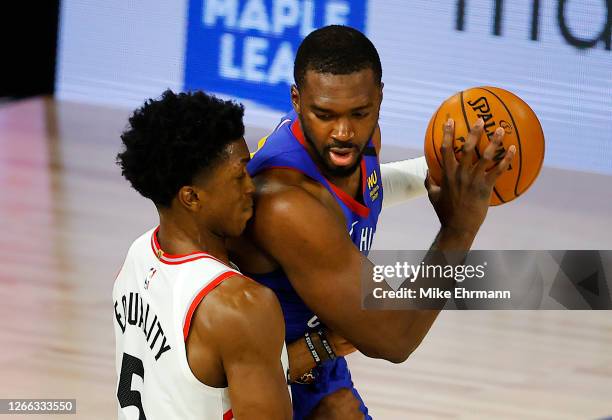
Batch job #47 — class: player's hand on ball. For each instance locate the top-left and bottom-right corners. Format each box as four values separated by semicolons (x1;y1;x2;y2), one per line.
426;118;515;236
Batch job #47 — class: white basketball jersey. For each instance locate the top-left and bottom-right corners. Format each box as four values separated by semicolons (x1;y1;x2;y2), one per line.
113;227;289;420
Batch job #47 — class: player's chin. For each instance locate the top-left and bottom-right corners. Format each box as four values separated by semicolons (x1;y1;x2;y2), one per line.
238;207;254;232
244;205;253;221
225;209;253;237
325;158;360;177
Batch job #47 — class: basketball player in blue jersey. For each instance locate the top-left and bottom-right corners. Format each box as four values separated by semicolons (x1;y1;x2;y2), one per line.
229;26;515;419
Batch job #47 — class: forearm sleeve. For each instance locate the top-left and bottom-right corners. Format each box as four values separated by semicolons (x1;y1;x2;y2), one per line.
380;156;428;209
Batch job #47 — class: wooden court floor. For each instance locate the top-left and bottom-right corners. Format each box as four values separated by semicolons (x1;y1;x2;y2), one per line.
0;97;610;419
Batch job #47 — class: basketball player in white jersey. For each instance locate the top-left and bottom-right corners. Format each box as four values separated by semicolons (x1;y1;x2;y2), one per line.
113;90;351;419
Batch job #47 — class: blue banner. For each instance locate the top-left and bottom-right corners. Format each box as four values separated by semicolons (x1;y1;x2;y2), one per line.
185;0;368;111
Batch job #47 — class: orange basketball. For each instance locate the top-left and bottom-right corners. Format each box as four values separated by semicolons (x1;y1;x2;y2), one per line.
424;86;545;206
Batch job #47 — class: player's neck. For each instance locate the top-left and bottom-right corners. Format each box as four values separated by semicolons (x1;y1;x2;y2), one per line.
325;167;362;200
156;215;229;264
319;165;361;199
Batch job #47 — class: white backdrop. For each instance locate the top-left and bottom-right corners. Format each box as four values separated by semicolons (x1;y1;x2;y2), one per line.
56;0;612;174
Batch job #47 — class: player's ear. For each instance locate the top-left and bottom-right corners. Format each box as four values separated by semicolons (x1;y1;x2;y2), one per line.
176;186;203;212
291;85;301;114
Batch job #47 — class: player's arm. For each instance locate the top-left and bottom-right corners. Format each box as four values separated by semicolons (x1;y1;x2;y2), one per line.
286;328;356;382
187;275;292;419
373;123;430;208
250;119;514;363
250;183;435;362
380;157;429;207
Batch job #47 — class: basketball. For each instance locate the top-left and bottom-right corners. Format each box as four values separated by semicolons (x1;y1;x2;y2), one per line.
424;86;545;206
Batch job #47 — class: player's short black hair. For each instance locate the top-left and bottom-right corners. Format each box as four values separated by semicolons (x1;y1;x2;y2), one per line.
117;89;245;208
294;25;382;89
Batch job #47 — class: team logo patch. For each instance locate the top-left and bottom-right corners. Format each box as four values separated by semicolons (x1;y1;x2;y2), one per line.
367;170;380;201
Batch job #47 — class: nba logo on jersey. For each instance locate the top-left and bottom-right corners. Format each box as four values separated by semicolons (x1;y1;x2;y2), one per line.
144;267;156;290
184;0;368;111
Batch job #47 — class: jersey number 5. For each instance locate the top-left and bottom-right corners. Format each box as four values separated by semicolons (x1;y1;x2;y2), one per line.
117;353;147;420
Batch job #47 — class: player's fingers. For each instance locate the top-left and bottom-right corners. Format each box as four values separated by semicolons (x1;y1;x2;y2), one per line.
424;170;438;189
485;144;516;185
440;119;457;174
474;126;504;177
460;118;483;169
425;173;441;203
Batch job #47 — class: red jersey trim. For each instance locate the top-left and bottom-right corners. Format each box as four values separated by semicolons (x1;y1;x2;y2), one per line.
290;118;308;147
150;227;225;265
182;270;237;341
289;119;370;218
223;409;233;420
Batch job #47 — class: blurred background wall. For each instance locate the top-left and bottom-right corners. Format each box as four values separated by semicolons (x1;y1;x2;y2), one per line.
52;0;612;174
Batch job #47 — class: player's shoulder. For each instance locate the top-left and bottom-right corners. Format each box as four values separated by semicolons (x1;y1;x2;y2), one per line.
254;177;323;219
186;274;285;379
256;168;334;208
211;273;275;305
193;274;283;337
252;171;342;232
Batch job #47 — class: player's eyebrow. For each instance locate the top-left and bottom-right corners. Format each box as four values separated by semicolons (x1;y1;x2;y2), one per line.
310;105;335;114
350;103;373;111
240;156;251;164
311;103;372;114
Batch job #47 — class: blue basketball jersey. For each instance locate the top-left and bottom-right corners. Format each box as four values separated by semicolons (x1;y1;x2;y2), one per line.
246;110;383;342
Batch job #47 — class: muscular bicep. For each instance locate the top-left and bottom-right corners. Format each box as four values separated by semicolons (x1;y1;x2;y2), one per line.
194;277;291;419
223;287;290;419
250;187;385;351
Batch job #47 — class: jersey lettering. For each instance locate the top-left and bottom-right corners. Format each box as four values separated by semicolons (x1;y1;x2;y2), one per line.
359;227;374;252
307;315;321;328
114;292;172;361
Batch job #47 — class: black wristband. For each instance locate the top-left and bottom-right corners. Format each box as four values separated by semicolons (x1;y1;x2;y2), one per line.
304;331;322;365
317;329;337;361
